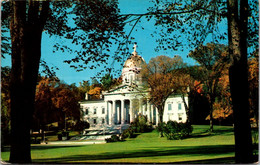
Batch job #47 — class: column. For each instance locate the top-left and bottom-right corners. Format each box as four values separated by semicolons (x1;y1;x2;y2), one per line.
139;99;143;115
117;105;120;124
109;101;113;125
130;99;134;123
106;101;109;125
151;105;154;124
113;100;116;125
121;100;125;124
156;107;159;125
147;100;151;122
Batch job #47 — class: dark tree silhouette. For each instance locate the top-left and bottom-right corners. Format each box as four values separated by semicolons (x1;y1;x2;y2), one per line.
227;0;254;163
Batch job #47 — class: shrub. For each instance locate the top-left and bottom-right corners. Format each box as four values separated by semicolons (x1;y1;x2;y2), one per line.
131;114;153;133
105;135;120;143
121;127;134;140
157;121;192;140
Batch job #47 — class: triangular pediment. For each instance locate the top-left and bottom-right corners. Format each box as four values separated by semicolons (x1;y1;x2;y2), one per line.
103;84;131;95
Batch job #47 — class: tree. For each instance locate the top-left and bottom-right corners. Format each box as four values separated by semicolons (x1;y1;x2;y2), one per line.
173;69;195;125
227;0;256;162
34;77;81;133
2;0;125;162
88;87;103;100
34;78;55;133
188;43;229;132
78;80;91;100
211;67;233;125
51;82;81;131
141;55;186;136
101;74;113;91
8;1;50;162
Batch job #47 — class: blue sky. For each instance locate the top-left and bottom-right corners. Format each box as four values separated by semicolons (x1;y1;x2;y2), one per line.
1;0;228;85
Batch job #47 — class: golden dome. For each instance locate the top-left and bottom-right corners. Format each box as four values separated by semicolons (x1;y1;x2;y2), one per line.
123;54;145;68
123;44;145;68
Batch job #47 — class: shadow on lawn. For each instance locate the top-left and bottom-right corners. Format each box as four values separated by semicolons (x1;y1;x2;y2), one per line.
32;144;235;163
190;127;234;139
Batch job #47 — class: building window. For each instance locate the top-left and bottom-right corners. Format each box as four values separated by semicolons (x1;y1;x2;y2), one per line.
102;108;105;114
93;119;97;124
94;108;97;114
168;104;172;111
85;109;89;115
178;103;182;110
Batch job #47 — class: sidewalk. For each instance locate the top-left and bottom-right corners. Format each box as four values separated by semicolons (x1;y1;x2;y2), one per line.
44;140;106;145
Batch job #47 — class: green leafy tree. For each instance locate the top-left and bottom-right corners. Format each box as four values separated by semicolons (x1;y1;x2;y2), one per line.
101;74;113;91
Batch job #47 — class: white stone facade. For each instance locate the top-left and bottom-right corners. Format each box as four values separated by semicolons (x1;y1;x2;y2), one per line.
79;45;188;127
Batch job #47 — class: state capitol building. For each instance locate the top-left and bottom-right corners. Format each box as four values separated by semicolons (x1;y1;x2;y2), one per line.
79;45;188;128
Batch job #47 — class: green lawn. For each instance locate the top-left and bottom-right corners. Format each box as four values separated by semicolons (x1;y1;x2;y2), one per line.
1;125;239;163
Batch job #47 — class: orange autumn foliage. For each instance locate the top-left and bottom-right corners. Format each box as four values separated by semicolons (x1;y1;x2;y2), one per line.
208;66;233;121
194;80;203;94
88;87;102;100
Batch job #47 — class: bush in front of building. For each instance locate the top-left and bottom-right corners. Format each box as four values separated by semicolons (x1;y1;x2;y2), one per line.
156;121;193;140
105;135;120;143
120;127;135;140
131;114;153;133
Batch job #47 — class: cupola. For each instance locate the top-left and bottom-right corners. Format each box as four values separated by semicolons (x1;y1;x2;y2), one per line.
122;44;145;84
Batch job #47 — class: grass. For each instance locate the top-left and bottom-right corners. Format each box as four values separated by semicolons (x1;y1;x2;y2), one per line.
0;125;240;163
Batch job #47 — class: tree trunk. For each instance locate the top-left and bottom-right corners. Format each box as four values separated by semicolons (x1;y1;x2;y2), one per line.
157;106;164;137
209;115;213;132
9;1;49;163
181;94;190;124
158;113;163;124
227;0;253;163
158;114;164;137
209;99;214;132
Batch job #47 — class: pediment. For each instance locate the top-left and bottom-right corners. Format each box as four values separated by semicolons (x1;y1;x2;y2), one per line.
104;84;131;95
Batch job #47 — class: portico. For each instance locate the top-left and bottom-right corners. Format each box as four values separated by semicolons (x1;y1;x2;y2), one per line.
105;98;149;125
106;99;129;125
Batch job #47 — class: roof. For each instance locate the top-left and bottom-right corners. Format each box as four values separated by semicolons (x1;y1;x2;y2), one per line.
123;54;145;68
79;99;104;104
